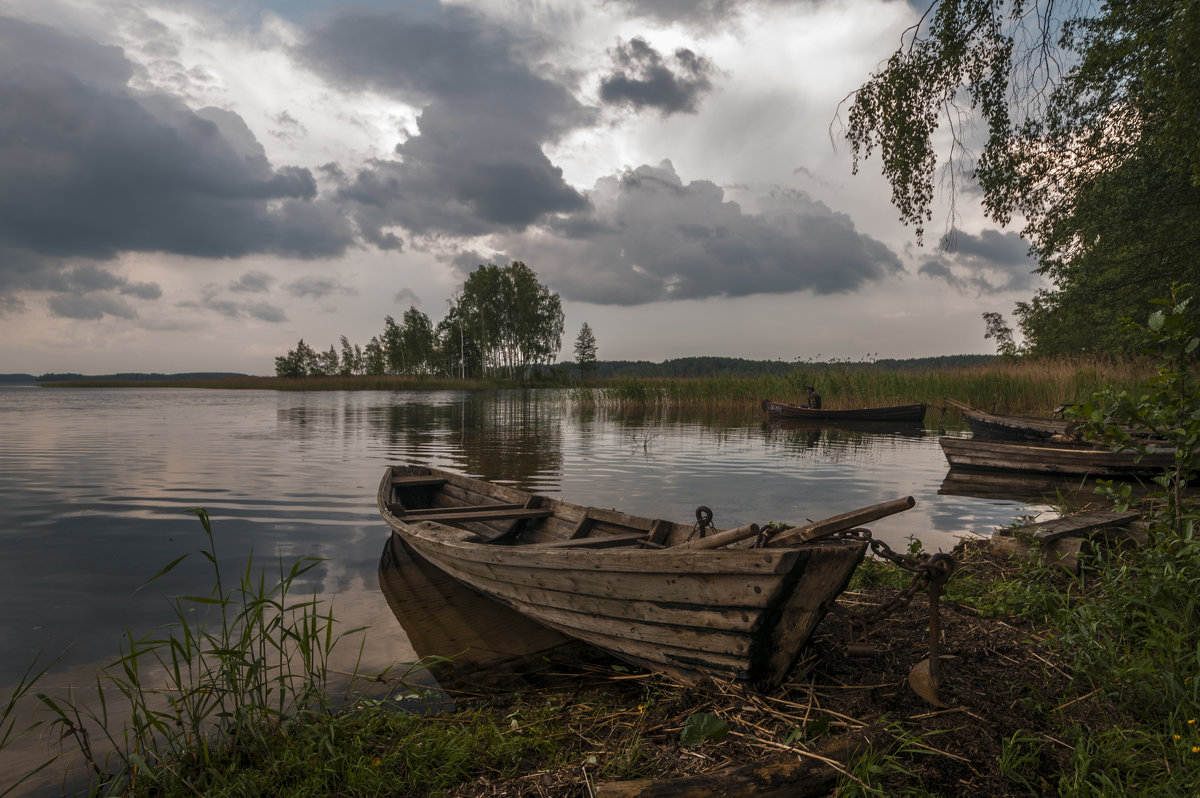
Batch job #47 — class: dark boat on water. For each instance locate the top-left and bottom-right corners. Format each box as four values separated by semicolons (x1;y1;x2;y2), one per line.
761;399;927;424
938;436;1176;478
377;464;915;687
946;399;1071;442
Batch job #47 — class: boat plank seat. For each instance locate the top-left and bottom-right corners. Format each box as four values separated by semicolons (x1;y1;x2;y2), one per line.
538;532;650;549
481;495;550;545
401;507;552;523
391;475;447;487
398;503;527;518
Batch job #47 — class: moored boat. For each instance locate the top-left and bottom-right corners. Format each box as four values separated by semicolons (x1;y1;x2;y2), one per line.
377;465;915;687
946;399;1071;442
761;399;927;424
938;436;1176;478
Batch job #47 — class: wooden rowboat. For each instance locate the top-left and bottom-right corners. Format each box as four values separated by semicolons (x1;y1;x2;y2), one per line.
761;399;927;424
938;436;1176;478
377;465;915;687
946;399;1071;442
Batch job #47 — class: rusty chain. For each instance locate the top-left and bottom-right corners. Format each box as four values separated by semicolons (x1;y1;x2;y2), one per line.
828;527;957;649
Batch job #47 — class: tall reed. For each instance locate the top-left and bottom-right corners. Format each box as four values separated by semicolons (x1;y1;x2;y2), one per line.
567;356;1158;417
0;656;59;797
35;509;373;794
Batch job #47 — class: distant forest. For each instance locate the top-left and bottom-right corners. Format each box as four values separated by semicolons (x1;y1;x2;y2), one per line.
27;373;249;383
539;354;995;379
4;355;995;384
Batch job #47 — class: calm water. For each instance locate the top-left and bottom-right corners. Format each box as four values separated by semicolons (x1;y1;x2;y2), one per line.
0;386;1054;787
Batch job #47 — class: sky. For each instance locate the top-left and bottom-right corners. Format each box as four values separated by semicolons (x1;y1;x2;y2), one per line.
0;0;1045;375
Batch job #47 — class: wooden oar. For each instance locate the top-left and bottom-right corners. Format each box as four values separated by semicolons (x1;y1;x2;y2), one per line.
767;496;915;546
671;496;914;550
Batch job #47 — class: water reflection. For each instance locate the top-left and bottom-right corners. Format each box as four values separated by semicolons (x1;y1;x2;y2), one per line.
1;386;1063;790
377;532;594;691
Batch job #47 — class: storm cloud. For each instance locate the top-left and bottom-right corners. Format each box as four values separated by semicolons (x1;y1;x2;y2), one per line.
0;15;353;307
302;7;591;242
918;228;1038;294
600;38;716;114
484;160;902;305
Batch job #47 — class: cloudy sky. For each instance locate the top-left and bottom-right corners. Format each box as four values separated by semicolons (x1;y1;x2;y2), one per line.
0;0;1043;375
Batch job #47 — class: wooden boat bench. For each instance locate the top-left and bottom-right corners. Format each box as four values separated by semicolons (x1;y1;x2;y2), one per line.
537;532;652;549
390;475;447;487
395;506;553;523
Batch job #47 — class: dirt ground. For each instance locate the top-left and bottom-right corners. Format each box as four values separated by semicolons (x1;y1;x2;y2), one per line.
440;539;1099;797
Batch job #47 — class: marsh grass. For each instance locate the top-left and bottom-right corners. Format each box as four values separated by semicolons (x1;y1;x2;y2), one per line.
569;356;1158;417
34;508;379;795
0;656;59;797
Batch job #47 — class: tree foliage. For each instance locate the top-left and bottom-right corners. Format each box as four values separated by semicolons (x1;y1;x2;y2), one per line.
844;0;1200;354
274;262;563;380
573;322;598;377
457;262;564;379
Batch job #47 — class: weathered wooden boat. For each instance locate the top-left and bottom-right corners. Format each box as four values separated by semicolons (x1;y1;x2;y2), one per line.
946;399;1071;442
938;436;1176;478
761;399;927;423
378;464;915;687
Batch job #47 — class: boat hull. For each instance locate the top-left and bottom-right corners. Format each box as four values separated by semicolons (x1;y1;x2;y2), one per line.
946;399;1068;442
761;399;927;423
377;465;869;687
939;436;1175;477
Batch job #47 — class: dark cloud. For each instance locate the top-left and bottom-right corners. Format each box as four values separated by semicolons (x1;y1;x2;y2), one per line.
244;302;288;323
918;228;1038;294
302;7;591;240
0;15;354;309
613;0;826;28
284;275;356;299
191;291;288;322
600;37;715;114
394;288;420;306
229;271;274;293
484;160;901;305
26;265;162;319
48;293;138;320
613;0;741;26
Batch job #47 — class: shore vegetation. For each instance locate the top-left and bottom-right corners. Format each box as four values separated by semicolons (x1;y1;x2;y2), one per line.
5;294;1195;796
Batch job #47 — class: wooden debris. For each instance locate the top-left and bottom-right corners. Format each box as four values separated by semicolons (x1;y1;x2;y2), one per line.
989;509;1144;574
595;728;878;798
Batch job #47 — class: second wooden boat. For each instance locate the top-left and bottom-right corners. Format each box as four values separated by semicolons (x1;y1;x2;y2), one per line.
946;399;1071;442
378;465;915;687
761;399;927;423
939;436;1176;478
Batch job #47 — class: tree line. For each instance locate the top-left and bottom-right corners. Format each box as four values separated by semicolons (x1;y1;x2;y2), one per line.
275;261;584;380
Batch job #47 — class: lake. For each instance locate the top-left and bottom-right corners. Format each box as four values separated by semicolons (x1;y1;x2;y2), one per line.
0;385;1055;788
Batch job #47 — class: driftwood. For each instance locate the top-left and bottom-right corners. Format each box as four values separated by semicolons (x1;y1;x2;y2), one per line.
595;728;877;798
989;509;1145;574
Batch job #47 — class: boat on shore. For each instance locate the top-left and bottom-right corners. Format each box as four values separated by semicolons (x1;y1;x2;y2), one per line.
377;464;915;687
945;399;1071;442
761;399;927;424
938;436;1176;478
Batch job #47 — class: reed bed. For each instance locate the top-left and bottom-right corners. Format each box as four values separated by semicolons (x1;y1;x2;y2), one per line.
568;356;1159;418
41;357;1160;422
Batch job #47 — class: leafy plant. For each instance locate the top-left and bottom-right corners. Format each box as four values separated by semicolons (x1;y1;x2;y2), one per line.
679;712;728;745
